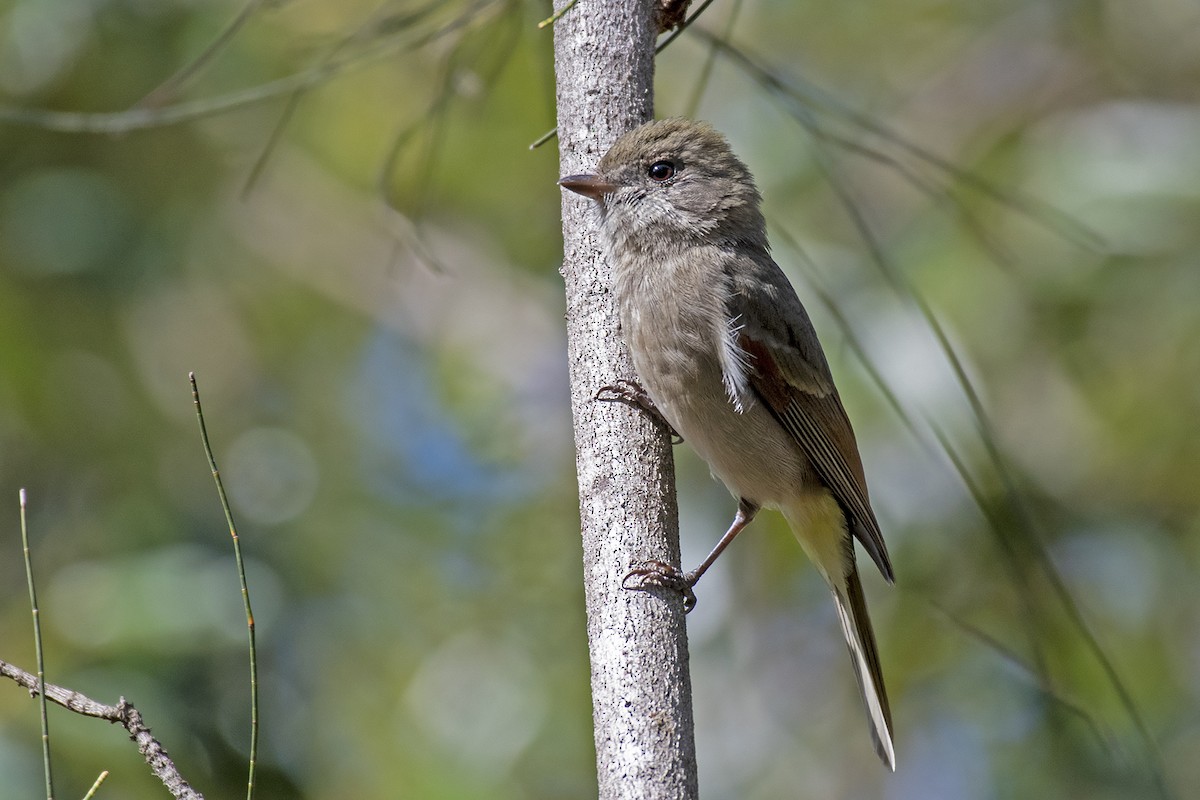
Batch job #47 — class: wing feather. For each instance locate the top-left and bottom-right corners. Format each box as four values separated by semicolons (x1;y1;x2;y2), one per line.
729;256;894;582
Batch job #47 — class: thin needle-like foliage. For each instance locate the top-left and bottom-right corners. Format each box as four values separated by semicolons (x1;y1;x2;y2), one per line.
191;374;259;800
718;24;1168;792
20;489;54;800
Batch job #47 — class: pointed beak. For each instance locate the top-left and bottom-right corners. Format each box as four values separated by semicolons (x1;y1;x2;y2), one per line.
558;173;618;201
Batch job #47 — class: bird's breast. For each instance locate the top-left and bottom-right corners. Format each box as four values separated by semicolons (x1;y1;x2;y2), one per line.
613;254;814;507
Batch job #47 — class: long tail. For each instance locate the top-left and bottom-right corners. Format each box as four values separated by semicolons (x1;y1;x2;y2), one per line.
830;564;895;771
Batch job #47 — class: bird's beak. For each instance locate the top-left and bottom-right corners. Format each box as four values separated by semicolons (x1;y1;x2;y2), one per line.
558;173;618;201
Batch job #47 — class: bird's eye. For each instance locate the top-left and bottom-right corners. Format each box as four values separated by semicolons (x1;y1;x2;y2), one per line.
647;161;676;182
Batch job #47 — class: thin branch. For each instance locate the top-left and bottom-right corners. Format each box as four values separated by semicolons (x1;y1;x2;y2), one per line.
0;0;502;134
738;30;1165;788
692;28;1103;251
655;0;694;33
376;0;522;273
765;237;1159;785
0;659;203;800
769;224;923;444
780;119;1027;277
241;0;451;197
538;0;577;28
772;216;1050;684
925;598;1118;757
927;419;1170;797
682;0;743;117
806;126;1170;795
132;0;270;109
653;0;719;54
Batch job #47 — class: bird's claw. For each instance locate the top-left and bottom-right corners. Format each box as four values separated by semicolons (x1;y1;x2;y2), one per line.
595;380;683;443
623;560;698;613
595;378;650;405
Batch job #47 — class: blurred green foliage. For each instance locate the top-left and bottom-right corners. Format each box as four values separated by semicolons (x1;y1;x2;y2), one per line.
1;1;1198;798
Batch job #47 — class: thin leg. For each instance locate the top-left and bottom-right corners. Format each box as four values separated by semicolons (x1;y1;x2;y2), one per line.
624;498;760;612
686;498;759;585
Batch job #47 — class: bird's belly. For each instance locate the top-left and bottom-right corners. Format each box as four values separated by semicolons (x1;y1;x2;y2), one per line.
634;347;814;509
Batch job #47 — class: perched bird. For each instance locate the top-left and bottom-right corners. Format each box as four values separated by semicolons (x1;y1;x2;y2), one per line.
559;118;896;769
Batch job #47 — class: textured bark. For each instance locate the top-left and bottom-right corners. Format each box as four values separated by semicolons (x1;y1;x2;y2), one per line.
0;658;204;800
553;2;699;799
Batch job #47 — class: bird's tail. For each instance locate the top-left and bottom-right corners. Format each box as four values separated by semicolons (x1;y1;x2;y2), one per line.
784;496;895;769
830;564;895;771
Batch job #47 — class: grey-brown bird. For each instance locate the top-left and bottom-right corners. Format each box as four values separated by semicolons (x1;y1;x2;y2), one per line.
559;118;896;769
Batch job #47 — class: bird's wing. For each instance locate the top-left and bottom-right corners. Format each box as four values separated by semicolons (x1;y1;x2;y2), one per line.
728;255;894;582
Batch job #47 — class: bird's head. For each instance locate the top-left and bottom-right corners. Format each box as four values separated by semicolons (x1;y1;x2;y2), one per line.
559;118;768;254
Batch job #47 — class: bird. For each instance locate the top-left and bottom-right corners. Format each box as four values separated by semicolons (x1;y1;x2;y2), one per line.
558;118;896;770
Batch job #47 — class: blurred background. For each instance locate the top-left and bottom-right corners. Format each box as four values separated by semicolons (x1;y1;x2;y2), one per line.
0;1;1198;797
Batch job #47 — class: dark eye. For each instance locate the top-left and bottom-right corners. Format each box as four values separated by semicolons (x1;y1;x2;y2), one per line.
647;161;676;182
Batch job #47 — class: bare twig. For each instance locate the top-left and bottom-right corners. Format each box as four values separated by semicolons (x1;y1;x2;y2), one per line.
538;0;577;28
655;0;692;33
0;659;203;800
804;124;1168;797
728;24;1164;789
376;2;522;274
682;0;742;117
241;0;452;197
691;29;1103;250
133;0;270;109
0;0;502;134
925;599;1118;756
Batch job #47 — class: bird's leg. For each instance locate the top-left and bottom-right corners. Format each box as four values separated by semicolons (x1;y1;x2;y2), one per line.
595;379;683;443
624;499;760;612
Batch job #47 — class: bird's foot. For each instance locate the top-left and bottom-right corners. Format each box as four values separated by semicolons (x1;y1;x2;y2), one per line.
595;380;683;443
623;560;699;613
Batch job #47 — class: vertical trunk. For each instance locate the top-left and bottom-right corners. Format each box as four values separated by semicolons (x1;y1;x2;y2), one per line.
552;2;699;798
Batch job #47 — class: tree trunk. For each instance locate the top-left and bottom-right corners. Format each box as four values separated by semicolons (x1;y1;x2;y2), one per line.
553;2;699;799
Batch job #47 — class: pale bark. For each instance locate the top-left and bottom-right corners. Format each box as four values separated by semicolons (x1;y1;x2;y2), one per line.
553;1;699;798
